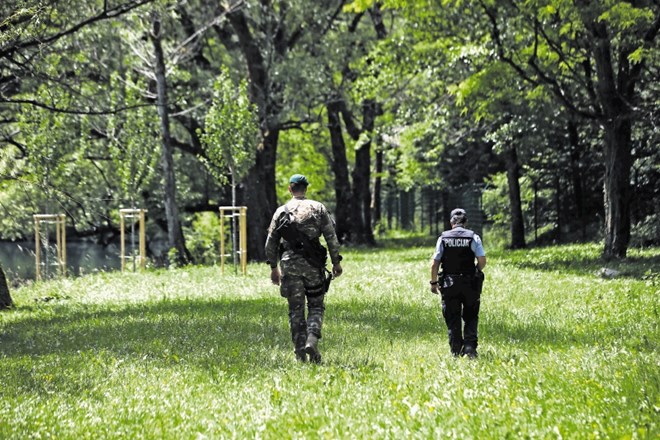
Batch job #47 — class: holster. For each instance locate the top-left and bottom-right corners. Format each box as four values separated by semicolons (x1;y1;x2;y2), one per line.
305;269;333;297
473;268;485;294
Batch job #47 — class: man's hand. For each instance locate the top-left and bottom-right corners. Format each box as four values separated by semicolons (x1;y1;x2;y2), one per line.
430;258;440;295
332;263;343;278
270;267;281;285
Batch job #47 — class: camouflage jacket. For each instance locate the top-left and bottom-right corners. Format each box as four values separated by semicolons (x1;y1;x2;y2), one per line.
265;197;341;268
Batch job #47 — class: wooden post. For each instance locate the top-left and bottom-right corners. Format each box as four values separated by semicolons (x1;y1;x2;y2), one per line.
33;214;67;280
239;206;248;275
219;206;248;275
119;209;148;272
219;209;226;275
139;209;146;270
120;212;126;272
58;214;66;276
34;216;40;281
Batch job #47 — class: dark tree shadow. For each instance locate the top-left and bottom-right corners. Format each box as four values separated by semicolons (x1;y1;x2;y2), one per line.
2;287;644;395
491;248;660;279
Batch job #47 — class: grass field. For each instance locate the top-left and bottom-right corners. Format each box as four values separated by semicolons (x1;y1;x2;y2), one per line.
1;241;659;439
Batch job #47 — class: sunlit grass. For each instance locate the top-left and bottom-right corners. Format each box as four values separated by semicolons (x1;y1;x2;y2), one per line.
1;243;659;438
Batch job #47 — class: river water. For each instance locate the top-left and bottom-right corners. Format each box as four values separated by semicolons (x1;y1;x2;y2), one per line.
0;240;133;284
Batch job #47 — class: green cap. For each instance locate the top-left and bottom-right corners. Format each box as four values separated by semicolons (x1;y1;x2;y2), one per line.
289;174;309;186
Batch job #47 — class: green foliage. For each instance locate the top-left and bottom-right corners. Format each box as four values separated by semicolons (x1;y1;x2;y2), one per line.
106;73;160;202
631;214;660;248
482;171;552;242
199;68;259;186
482;173;511;227
275;127;334;206
1;244;659;438
598;2;656;32
394;121;444;191
16;85;78;191
1;0;659;260
185;212;221;265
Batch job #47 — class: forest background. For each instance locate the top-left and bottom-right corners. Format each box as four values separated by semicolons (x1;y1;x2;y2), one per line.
1;0;659;278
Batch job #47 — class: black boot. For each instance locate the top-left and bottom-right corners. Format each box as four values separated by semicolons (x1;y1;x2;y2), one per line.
462;344;478;359
294;334;307;362
304;334;322;364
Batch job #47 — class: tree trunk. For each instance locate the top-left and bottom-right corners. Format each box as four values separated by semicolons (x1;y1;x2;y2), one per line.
230;167;238;269
151;12;190;265
587;15;653;258
603;119;632;258
0;266;12;310
351;149;369;241
504;145;526;249
349;99;376;245
244;128;278;261
555;174;562;242
372;142;383;227
326;100;353;243
589;21;635;259
386;181;395;230
568;119;586;240
227;9;281;261
400;190;413;230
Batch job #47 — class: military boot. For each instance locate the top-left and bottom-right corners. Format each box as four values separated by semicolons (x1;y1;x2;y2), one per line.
294;334;307;362
304;334;322;364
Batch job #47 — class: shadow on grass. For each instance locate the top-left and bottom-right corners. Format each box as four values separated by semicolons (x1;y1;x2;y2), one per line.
1;297;287;365
490;245;660;279
373;235;437;249
2;296;445;369
481;313;592;349
1;291;628;389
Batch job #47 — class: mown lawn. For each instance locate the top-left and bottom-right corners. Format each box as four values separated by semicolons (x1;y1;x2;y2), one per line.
1;242;658;439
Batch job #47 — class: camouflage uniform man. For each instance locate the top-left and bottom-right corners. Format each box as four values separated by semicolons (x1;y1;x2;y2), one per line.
430;208;486;358
265;174;343;363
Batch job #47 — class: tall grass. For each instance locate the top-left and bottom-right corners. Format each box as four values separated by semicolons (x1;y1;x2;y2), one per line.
1;242;658;439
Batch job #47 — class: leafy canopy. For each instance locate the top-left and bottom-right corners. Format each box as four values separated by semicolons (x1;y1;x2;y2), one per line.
199;68;259;185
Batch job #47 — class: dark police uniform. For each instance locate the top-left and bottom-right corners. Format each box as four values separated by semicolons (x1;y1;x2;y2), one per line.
432;226;485;357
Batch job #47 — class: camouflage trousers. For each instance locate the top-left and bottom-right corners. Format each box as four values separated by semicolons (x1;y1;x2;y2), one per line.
280;269;326;352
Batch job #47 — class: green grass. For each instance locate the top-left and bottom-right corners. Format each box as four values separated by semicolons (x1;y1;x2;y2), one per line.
1;242;659;439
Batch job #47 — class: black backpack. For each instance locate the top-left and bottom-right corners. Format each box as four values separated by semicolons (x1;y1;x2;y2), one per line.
275;206;328;269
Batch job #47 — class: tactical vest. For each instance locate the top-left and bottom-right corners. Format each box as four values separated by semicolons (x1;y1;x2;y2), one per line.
440;228;475;274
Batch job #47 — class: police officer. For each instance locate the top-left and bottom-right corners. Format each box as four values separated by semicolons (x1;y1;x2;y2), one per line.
265;174;343;363
430;208;486;358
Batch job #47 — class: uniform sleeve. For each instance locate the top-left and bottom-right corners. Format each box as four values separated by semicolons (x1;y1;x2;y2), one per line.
471;234;486;257
264;209;282;266
319;205;342;265
432;236;444;261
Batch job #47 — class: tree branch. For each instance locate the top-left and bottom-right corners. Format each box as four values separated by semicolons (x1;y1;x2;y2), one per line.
480;1;599;120
0;98;154;115
338;99;362;140
628;11;660;84
277;117;318;131
1;0;155;59
321;0;347;36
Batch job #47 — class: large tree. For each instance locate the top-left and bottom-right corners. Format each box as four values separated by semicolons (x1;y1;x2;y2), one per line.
221;1;365;258
349;0;659;256
149;10;190;263
1;0;234;262
479;0;660;258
